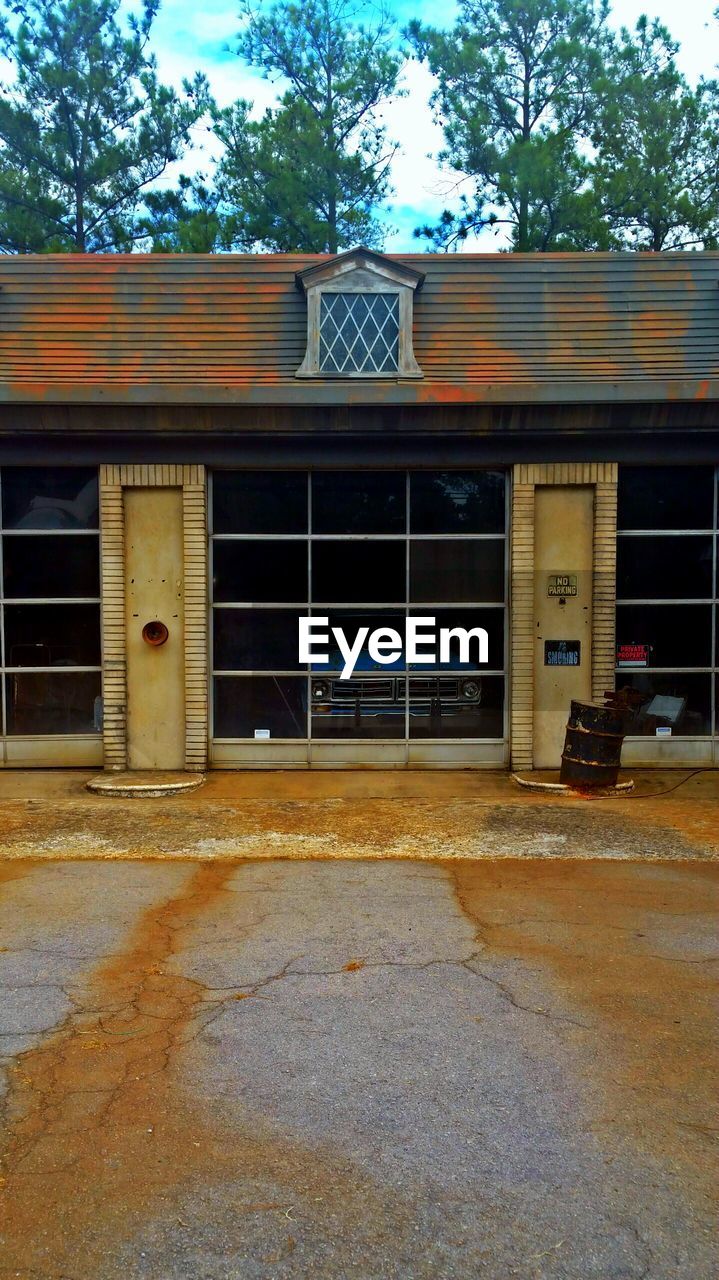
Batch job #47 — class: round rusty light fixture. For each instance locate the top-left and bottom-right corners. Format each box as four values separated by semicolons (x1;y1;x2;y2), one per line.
142;620;169;647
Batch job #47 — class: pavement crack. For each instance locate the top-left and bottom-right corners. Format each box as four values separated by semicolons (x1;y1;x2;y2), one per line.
0;862;236;1190
461;957;590;1028
289;954;481;978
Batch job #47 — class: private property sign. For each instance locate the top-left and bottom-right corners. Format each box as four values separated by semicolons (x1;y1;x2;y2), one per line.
617;643;650;668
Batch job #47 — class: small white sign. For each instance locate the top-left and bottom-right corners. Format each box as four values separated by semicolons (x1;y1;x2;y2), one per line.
655;726;672;738
254;728;271;740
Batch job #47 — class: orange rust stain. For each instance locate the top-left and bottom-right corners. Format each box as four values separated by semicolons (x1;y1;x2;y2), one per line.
544;290;624;379
445;859;719;1191
0;861;234;1274
631;305;691;377
624;790;719;856
633;309;680;342
342;958;365;972
0;857;34;888
415;380;502;404
0;860;418;1273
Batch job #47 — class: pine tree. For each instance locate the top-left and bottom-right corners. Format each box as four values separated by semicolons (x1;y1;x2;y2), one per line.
0;0;210;252
214;0;402;252
406;0;610;251
591;17;719;250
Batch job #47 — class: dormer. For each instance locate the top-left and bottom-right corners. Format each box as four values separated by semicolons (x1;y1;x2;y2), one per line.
295;247;424;379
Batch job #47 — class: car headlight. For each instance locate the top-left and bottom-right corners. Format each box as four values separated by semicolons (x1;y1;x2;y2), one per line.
312;680;330;700
460;679;480;701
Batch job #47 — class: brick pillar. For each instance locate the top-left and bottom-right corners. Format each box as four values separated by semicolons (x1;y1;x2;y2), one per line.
510;463;618;772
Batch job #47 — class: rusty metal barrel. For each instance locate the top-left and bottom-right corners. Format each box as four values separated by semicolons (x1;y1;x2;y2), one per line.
559;700;626;789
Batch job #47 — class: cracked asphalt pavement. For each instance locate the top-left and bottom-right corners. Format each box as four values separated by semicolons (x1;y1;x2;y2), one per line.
0;857;717;1279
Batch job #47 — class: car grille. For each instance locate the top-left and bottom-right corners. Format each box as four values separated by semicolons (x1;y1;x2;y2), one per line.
331;679;395;701
314;676;479;705
405;677;460;699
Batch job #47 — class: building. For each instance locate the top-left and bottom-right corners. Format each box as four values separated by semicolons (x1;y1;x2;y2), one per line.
0;248;717;773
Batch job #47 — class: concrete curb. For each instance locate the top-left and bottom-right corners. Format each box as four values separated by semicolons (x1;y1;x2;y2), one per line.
512;773;634;797
86;773;206;799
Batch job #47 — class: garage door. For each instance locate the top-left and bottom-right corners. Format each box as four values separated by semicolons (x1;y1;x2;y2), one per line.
210;470;509;768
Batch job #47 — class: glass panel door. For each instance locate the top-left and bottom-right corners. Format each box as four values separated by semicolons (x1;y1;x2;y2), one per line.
210;470;509;767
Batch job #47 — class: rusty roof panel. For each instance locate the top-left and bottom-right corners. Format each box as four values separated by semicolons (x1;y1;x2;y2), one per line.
0;252;717;405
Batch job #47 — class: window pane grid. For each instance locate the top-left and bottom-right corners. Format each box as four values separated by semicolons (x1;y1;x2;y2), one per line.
211;669;508;674
3;529;100;535
617;599;717;605
0;501;5;746
319;293;399;375
0;469;101;739
211;600;506;607
210;470;508;744
4;666;101;673
617;529;715;535
212;534;507;540
616;466;718;740
4;598;101;605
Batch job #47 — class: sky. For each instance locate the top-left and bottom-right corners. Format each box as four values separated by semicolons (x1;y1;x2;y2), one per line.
16;0;719;250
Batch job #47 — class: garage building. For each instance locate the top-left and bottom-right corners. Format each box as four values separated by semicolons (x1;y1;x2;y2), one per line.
0;248;717;771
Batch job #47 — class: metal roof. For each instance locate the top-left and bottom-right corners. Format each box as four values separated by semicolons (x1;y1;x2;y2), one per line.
0;251;717;405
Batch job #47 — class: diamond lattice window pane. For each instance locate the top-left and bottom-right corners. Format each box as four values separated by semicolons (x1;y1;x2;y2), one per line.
319;293;399;374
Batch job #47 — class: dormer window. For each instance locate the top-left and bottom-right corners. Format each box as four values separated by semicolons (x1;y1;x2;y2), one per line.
296;247;424;379
320;292;399;374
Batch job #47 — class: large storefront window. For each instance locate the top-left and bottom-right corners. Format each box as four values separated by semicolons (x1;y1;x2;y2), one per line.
616;467;718;741
0;469;101;738
210;471;508;758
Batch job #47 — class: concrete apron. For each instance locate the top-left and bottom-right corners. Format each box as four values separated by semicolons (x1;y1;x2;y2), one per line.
0;769;715;863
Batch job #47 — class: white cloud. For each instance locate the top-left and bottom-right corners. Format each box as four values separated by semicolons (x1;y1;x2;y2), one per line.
608;0;717;83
